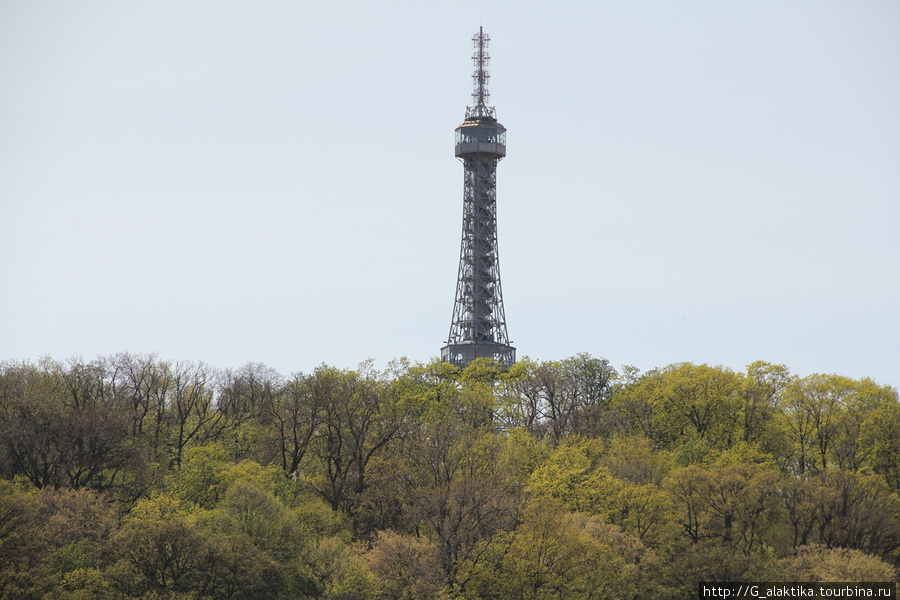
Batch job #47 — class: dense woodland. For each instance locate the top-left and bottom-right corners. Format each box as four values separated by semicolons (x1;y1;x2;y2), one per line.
1;353;898;599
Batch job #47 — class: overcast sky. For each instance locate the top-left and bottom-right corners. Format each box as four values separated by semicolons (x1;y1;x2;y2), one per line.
2;1;898;386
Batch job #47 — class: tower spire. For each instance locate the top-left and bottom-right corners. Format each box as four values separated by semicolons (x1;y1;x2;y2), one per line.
467;26;495;119
441;28;516;369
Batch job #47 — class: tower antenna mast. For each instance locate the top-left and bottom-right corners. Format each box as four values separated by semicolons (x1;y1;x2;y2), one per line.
468;26;495;119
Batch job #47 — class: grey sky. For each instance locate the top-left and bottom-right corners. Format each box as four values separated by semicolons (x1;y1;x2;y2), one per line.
2;1;898;386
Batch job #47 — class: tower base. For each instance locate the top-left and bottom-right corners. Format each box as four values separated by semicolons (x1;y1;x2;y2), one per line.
441;342;516;369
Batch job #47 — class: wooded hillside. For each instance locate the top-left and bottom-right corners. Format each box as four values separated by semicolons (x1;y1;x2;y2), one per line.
1;354;897;599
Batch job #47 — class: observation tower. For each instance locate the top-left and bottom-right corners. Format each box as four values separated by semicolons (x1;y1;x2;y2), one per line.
441;28;516;369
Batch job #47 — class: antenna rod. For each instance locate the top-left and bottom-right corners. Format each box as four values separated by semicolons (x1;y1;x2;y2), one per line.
467;27;495;119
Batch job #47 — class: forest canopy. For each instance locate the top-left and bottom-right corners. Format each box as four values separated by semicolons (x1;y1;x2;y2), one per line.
1;353;898;599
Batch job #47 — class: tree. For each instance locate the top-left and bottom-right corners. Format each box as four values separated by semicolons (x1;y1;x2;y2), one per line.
410;427;523;581
833;378;897;472
366;530;444;600
602;434;672;485
606;482;674;547
859;397;900;492
168;361;227;469
217;363;284;461
607;370;661;443
168;442;231;509
658;540;773;600
780;473;828;550
608;363;743;453
665;461;781;553
298;537;375;600
497;355;617;443
781;374;859;474
309;363;406;523
780;545;897;583
652;363;743;450
664;465;708;544
740;361;792;444
264;372;323;478
0;480;39;600
779;468;900;558
497;358;545;436
110;494;214;597
0;359;138;491
815;469;900;557
217;363;283;423
0;484;119;600
525;437;621;515
108;352;170;450
563;353;618;437
457;499;648;600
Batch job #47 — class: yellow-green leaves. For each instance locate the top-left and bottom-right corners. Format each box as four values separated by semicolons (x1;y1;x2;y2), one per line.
457;499;651;600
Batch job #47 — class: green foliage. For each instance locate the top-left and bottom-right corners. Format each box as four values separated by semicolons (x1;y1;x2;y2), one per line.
859;397;900;492
526;437;621;514
665;461;783;552
0;485;118;600
659;540;774;600
167;442;231;508
602;433;672;484
1;354;898;600
498;354;617;441
457;499;652;600
299;537;376;600
780;545;898;582
366;530;444;600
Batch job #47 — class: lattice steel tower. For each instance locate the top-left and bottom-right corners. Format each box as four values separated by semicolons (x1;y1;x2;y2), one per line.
441;27;516;369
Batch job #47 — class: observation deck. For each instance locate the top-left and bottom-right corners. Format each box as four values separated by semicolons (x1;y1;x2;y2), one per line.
455;117;506;157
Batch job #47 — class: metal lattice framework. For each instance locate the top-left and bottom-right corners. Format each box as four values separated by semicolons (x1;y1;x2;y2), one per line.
467;28;495;119
441;28;516;369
